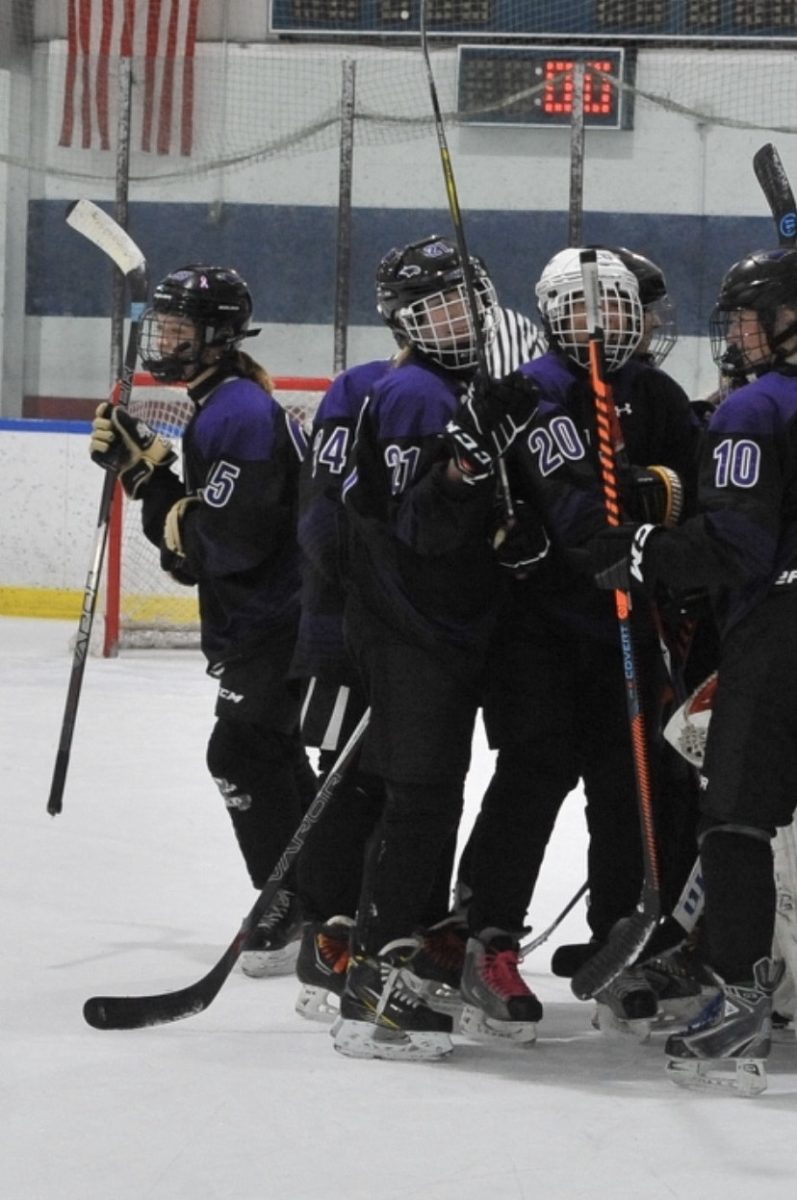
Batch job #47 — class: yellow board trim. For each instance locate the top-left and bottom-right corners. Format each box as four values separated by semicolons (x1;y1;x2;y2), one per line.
0;587;200;625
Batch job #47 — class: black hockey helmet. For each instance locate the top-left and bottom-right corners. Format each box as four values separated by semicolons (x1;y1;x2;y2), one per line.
375;234;497;370
590;244;676;365
710;248;797;375
139;264;257;383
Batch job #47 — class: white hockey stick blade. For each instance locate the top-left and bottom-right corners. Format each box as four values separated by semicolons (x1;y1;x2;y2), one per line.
66;199;146;282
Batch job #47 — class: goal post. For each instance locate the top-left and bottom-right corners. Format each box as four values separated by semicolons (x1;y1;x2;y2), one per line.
102;372;331;656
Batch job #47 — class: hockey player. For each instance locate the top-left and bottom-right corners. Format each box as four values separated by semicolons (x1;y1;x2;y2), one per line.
89;265;316;978
461;246;702;1037
327;234;541;1060
292;279;544;1024
578;247;797;1092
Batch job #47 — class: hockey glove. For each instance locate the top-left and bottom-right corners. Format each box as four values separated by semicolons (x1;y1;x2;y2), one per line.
624;465;684;526
492;499;551;576
445;371;540;483
161;496;199;585
90;403;176;498
569;522;659;591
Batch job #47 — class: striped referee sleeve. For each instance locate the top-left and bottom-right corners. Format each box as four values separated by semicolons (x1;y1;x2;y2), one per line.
488;307;545;378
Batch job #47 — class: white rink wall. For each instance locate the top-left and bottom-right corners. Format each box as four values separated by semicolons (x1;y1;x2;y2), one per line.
0;423;102;613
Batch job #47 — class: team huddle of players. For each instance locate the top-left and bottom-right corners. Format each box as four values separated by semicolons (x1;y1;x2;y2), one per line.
88;235;797;1094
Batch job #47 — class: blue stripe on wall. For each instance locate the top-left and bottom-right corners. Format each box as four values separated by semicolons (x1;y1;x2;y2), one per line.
27;200;776;337
0;418;91;433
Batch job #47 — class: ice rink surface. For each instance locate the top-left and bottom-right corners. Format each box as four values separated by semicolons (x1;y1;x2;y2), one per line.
2;616;796;1200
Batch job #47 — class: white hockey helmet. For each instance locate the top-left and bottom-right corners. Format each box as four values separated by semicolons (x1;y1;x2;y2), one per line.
535;247;644;372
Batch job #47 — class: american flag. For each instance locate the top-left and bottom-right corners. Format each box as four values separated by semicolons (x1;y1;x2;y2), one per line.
59;0;201;156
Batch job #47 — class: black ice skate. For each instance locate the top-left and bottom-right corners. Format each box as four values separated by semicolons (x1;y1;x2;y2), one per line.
295;915;354;1023
664;957;785;1097
641;943;719;1025
240;888;303;978
593;965;659;1040
459;928;542;1045
407;915;468;1019
331;937;454;1062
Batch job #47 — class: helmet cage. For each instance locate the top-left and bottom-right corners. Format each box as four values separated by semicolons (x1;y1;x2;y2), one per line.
393;275;498;370
645;295;677;366
138;310;205;383
537;253;643;372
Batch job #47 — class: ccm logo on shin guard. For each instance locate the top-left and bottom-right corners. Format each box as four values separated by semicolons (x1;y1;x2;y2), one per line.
218;687;244;703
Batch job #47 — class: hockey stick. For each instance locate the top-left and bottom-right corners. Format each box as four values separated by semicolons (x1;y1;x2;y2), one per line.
419;2;516;520
570;249;661;1001
753;143;797;246
83;707;371;1030
519;881;588;959
47;202;149;817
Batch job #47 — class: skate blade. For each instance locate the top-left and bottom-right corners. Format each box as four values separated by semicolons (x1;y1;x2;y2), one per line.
295;984;340;1024
665;1056;768;1097
240;941;300;978
592;1003;652;1043
331;1017;453;1062
459;1004;537;1046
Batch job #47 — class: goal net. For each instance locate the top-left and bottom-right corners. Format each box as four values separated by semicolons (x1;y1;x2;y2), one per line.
102;372;330;656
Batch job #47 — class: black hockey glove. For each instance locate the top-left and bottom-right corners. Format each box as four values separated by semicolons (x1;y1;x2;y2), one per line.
492;499;551;576
90;403;176;498
445;371;540;483
623;465;684;526
569;523;660;591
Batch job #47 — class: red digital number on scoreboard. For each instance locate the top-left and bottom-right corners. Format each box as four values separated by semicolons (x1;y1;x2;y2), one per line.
543;59;616;117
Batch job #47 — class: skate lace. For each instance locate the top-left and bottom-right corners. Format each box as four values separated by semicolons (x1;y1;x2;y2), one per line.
376;963;424;1017
482;946;532;1000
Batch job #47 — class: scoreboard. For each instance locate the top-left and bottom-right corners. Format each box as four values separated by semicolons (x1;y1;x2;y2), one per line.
457;45;631;129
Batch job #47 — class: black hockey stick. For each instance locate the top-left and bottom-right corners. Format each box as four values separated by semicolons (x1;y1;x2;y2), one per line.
419;1;516;520
83;707;371;1030
47;201;148;817
570;249;661;1001
753;143;797;246
519;881;588;960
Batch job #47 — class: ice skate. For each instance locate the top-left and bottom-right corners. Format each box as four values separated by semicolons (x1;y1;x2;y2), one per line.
459;928;541;1045
406;915;468;1019
240;889;303;978
332;937;454;1062
641;943;719;1025
592;965;658;1041
664;957;785;1097
295;915;354;1022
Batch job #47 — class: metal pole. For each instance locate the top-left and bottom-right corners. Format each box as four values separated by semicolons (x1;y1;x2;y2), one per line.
568;59;585;246
333;58;356;375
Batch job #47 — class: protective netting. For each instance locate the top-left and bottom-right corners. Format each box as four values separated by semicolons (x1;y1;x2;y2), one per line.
3;4;797;189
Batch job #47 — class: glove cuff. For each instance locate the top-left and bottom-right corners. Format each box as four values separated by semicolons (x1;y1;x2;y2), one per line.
646;465;684;526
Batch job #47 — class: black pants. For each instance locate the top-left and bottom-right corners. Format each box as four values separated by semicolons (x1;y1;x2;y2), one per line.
206;642;316;889
696;592;797;982
344;598;482;955
469;604;686;941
